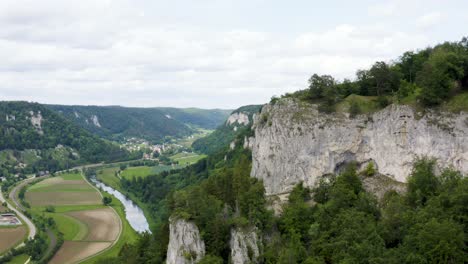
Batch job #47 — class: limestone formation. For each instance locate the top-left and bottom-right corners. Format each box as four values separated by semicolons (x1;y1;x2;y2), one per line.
166;218;205;264
251;99;467;195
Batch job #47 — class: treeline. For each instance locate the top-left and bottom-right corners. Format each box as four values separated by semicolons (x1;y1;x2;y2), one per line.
282;37;468;110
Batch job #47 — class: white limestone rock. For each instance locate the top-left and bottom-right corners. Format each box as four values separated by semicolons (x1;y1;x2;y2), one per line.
29;111;43;134
251;99;468;196
90;115;101;127
226;112;250;126
166;218;205;264
230;227;261;264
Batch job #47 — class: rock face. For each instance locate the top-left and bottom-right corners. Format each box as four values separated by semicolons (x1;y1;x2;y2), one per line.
226;112;250;126
29;111;43;134
251;99;468;196
230;227;261;264
167;218;205;264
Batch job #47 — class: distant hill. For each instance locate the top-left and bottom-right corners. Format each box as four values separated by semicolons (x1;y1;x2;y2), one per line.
47;105;232;143
192;105;262;154
0;101;131;174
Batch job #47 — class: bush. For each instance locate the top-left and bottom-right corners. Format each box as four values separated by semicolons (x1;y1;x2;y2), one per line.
364;163;376;177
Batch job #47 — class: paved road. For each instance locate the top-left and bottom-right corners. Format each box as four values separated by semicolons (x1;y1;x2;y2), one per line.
2;177;38;240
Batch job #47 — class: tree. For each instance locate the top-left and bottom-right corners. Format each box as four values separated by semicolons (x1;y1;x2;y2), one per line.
102;196;113;206
368;61;401;96
45;205;55;213
401;218;465;263
406;159;439;207
416;49;464;105
308;74;336;100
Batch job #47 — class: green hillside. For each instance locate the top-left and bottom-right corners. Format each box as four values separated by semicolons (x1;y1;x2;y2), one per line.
0;101;131;175
192;105;262;155
47;105;231;143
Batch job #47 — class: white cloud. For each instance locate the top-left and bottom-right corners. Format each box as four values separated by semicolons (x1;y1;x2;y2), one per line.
0;0;463;108
416;12;443;28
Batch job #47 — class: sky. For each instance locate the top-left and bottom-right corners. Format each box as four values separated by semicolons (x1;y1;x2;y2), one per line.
0;0;466;109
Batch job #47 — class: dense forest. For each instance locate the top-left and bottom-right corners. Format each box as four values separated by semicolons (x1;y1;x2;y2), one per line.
0;101;132;175
279;37;468;113
48;105;231;143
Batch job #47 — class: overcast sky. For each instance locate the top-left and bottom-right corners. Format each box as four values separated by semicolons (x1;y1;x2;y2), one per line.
0;0;466;109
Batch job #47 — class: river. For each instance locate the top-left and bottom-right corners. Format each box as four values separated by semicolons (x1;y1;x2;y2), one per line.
90;178;151;233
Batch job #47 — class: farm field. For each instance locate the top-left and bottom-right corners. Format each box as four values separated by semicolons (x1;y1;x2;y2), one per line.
98;164;185;186
0;226;26;254
49;241;111;264
170;152;206;165
25;172;122;263
25;173;101;206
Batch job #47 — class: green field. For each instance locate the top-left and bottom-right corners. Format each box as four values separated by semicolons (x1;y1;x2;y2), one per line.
49;213;88;241
6;254;29;264
120;166;154;178
170;152;206;165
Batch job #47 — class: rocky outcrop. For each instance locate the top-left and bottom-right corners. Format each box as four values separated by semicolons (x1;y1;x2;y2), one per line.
29;111;43;134
90;115;101;127
251;99;468;196
226;112;250;126
230;227;261;264
166;218;205;264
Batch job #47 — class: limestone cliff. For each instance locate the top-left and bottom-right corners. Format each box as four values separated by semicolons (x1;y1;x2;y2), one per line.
166;218;205;264
230;227;261;264
251;99;467;196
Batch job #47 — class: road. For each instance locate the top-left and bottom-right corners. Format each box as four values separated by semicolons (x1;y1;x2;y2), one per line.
2;177;38;240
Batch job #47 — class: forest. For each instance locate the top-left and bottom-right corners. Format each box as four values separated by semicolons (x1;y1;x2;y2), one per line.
0;101;133;176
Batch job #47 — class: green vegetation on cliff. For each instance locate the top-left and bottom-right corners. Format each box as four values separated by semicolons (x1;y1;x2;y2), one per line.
282;37;468;113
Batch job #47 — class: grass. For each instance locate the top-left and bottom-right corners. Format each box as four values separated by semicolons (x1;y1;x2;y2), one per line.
6;254;29;264
96;168;121;190
60;173;84;181
170;152;206;165
443;91;468;112
120;166;154;179
47;213;88;241
336;94;381;114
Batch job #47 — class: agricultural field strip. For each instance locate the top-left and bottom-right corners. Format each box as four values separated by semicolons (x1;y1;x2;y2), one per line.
25;172;122;263
0;226;27;254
